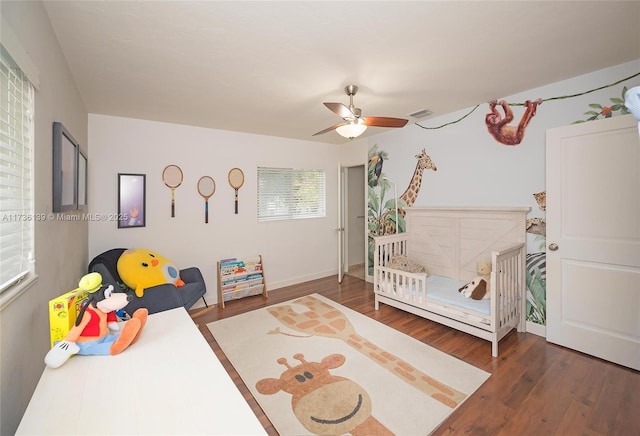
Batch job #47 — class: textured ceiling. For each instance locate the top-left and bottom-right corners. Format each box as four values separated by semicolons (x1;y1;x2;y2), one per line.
42;1;640;144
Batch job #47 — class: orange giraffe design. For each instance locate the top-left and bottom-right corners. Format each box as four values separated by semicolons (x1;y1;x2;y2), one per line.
267;295;466;408
381;149;437;235
256;353;393;436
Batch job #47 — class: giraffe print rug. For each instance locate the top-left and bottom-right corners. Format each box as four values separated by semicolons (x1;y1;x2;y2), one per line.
207;293;490;435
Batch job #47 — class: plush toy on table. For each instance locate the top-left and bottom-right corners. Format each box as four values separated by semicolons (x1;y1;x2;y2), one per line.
44;272;148;369
117;248;185;298
459;261;492;300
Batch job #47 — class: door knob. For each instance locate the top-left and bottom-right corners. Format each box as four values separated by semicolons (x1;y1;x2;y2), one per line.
548;243;559;251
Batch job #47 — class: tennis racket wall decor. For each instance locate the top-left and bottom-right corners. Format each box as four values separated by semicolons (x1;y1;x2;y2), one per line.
197;176;216;223
162;164;183;217
228;167;245;214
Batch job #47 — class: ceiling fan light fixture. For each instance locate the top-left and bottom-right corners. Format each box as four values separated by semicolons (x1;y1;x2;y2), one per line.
314;84;408;139
336;119;367;139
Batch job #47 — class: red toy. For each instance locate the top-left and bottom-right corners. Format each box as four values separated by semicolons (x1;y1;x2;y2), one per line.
45;275;148;369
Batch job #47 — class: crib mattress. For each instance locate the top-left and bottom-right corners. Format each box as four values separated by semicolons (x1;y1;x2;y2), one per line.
378;274;491;316
426;275;490;315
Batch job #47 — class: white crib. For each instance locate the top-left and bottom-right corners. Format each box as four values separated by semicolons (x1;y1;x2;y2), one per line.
373;207;530;357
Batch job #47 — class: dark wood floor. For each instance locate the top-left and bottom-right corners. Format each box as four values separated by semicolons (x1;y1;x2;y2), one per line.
190;274;639;436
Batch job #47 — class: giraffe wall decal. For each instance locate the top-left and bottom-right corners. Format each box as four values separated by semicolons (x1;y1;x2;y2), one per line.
381;148;437;235
256;353;393;436
266;295;466;408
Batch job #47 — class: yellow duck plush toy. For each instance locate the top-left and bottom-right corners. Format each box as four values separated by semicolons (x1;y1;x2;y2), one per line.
117;248;185;297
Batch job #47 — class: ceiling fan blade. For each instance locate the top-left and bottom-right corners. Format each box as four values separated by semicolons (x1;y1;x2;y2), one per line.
312;121;348;136
363;117;409;128
324;102;355;119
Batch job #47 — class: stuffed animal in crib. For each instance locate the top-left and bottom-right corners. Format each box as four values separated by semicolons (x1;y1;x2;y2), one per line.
459;261;492;300
387;255;427;274
44;273;148;369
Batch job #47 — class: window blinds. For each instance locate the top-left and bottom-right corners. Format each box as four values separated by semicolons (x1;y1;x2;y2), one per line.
257;167;326;222
0;47;35;293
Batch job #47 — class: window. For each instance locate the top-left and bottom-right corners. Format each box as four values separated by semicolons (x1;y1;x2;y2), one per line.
0;47;35;294
258;167;326;222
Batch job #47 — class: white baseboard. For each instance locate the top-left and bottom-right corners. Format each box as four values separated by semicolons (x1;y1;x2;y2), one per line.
190;270;339;308
268;269;337;290
526;320;546;338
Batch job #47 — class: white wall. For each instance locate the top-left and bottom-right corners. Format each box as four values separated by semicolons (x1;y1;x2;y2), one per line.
0;2;89;435
369;59;640;214
88;115;347;304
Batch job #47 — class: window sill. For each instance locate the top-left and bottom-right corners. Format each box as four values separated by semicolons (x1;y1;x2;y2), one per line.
0;273;38;311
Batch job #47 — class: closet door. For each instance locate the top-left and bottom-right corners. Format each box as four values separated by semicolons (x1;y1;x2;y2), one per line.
546;114;639;370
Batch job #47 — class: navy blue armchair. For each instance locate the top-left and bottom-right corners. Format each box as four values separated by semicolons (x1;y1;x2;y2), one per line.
88;248;207;316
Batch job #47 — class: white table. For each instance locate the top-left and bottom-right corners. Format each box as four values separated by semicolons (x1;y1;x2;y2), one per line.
17;308;266;435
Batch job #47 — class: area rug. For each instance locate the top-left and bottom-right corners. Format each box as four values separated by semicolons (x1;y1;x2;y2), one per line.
207;293;490;435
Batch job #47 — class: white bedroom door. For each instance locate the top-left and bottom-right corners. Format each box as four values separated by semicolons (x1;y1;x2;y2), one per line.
336;165;346;283
546;114;640;371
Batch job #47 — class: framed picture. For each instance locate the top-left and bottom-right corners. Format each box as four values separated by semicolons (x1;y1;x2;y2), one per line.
53;122;86;212
117;173;146;228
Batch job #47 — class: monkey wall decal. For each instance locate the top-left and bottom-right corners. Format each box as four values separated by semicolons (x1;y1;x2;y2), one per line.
485;98;543;145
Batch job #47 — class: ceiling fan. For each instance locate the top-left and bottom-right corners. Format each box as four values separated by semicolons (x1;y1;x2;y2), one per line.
313;85;409;139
